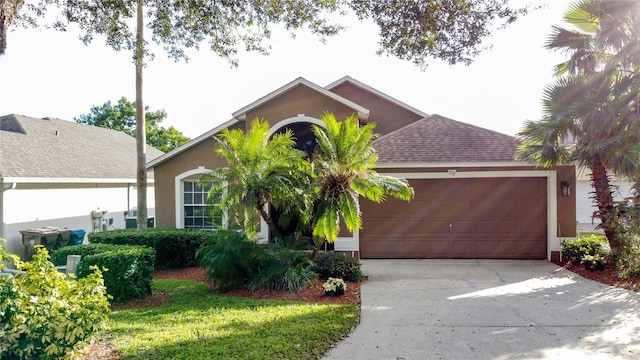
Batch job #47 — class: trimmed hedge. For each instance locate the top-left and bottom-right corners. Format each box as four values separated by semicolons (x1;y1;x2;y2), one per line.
313;252;362;282
88;228;211;269
51;244;155;303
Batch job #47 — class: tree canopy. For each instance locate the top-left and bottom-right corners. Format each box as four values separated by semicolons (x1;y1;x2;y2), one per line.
6;0;530;67
75;97;190;152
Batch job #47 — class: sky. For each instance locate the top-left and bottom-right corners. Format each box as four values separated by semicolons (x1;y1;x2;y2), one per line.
0;1;573;139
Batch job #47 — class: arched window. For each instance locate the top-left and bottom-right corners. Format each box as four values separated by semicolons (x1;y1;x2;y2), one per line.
268;115;323;157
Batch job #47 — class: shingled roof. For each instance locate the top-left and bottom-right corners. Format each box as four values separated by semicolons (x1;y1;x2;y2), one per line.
0;114;164;180
373;114;521;163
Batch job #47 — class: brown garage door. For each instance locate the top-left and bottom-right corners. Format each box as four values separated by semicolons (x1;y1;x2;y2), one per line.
360;177;547;259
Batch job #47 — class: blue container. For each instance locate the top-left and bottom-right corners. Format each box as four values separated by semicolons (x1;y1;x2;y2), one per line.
69;229;86;246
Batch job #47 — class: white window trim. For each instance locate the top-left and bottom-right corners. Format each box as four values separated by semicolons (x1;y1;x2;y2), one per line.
175;167;227;229
266;115;324;138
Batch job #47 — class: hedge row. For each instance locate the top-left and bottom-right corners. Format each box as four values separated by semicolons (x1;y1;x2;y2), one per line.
88;228;212;269
51;244;155;303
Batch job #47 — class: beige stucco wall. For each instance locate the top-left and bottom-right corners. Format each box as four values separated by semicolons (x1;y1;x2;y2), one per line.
329;82;424;135
153;123;244;228
246;85;357;126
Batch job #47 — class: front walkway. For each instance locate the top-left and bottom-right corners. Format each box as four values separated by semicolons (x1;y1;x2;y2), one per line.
323;259;640;360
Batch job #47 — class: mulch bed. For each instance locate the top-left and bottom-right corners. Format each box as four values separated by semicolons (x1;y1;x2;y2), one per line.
552;259;640;292
154;266;361;305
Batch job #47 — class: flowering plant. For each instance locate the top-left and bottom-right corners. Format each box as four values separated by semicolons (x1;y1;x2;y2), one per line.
322;277;346;296
582;253;606;271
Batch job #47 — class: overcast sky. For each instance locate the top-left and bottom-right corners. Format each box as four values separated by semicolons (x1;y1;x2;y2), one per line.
0;1;571;139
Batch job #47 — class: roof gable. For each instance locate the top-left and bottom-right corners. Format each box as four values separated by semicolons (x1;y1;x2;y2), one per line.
232;77;370;121
326;76;428;119
373;114;521;164
325;76;427;135
0;114;164;180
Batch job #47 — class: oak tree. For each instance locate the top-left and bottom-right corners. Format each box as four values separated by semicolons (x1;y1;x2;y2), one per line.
75;97;190;153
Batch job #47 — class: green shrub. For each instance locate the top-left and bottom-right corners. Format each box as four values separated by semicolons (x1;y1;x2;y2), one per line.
248;247;317;292
0;246;110;360
617;246;640;279
562;234;610;263
198;231;317;292
197;230;265;290
52;244;155;302
89;228;211;269
313;252;363;282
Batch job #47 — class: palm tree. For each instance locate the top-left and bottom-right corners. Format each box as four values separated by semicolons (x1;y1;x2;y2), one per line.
203;118;307;241
518;0;640;257
307;113;414;258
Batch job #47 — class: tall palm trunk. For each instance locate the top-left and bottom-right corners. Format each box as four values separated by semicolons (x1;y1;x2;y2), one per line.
135;0;148;230
590;157;623;257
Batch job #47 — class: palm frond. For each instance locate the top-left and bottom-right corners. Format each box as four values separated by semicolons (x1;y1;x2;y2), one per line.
312;203;340;242
339;192;361;233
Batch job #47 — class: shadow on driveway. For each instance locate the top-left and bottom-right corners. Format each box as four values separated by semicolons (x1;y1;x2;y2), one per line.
323;259;640;360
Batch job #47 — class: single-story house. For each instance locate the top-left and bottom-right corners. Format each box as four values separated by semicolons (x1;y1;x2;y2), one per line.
0;114;163;257
147;76;576;261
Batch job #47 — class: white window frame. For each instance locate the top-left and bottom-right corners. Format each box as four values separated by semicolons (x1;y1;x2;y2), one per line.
175;167;227;229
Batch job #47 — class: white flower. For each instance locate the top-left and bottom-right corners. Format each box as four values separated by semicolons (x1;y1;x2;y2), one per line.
323;277;346;294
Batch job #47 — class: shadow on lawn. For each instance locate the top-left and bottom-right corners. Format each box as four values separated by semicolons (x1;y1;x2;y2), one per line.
109;279;359;360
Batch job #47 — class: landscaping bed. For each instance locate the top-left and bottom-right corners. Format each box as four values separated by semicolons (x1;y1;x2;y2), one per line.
553;259;640;292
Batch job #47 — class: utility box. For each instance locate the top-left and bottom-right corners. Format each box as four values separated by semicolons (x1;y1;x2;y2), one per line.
21;226;72;261
125;217;137;229
125;217;155;229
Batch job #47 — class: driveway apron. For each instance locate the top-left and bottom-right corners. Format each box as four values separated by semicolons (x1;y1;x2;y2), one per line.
323;259;640;360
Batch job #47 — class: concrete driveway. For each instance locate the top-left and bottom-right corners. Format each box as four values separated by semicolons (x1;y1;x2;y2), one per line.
323;260;640;360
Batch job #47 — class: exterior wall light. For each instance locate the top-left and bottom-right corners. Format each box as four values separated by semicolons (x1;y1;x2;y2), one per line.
561;182;571;197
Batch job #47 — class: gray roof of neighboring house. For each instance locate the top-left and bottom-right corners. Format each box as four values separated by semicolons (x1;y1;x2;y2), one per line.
0;114;164;180
373;114;521;164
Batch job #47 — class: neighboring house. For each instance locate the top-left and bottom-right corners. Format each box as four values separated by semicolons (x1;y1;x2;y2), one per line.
0;114;163;257
576;169;635;234
147;76;576;261
561;134;636;234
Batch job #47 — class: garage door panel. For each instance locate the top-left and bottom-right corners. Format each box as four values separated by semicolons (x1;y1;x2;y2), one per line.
520;240;546;257
451;240;475;257
360;177;547;259
519;219;547;234
427;239;452;257
423;221;451;235
486;222;521;235
451;220;475;234
495;202;522;219
476;240;503;257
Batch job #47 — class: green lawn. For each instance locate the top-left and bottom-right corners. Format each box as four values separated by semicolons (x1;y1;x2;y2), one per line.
108;279;359;359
